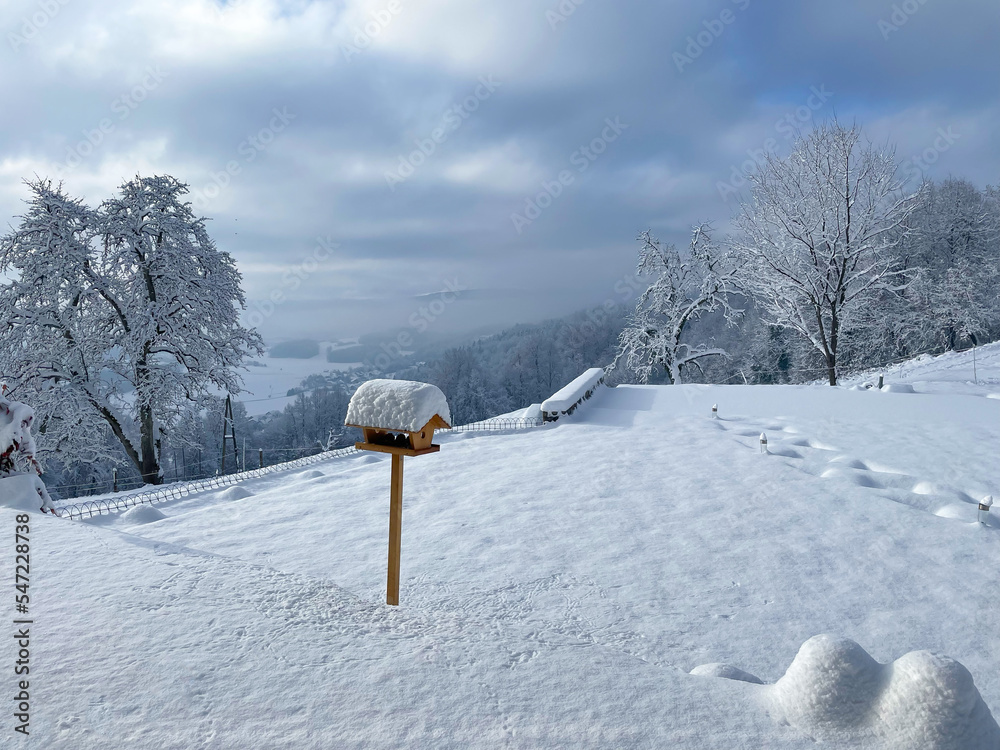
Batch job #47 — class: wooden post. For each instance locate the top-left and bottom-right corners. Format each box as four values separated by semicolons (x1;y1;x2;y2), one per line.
113;468;118;493
259;448;264;469
387;453;404;606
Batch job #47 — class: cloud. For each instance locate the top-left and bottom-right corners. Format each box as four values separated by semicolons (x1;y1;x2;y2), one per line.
1;0;996;342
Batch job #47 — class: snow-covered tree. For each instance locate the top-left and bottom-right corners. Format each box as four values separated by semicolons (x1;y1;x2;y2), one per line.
899;179;1000;350
729;123;921;385
614;225;740;384
0;176;264;484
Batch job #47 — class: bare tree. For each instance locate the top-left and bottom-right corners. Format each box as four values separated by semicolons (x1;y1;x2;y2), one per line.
615;225;740;384
729;123;921;385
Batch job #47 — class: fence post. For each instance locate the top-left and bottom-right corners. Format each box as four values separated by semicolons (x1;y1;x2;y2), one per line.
113;468;118;493
259;448;264;469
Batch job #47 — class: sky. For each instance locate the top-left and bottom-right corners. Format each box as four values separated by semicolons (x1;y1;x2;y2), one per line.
2;0;998;345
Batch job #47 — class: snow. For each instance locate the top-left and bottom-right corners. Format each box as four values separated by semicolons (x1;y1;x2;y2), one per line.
690;662;763;684
345;379;451;432
540;367;605;417
120;504;167;524
0;474;53;513
218;485;254;501
0;394;38;464
769;634;1000;749
7;343;1000;748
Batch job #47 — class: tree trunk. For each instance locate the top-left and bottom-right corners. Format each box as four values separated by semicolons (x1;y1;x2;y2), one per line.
139;403;162;485
826;352;837;386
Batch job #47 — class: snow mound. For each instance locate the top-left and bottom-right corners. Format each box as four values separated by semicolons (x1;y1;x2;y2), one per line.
772;635;883;731
294;470;325;481
0;474;54;513
770;635;1000;749
881;383;916;394
933;503;971;521
218;486;253;501
876;651;1000;749
690;663;763;684
121;504;167;524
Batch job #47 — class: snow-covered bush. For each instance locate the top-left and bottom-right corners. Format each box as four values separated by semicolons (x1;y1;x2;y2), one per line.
0;385;55;513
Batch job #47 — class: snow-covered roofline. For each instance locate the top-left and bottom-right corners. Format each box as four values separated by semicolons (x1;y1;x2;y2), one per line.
346;379;451;433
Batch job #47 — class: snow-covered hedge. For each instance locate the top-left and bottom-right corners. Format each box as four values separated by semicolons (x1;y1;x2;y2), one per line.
540;368;606;422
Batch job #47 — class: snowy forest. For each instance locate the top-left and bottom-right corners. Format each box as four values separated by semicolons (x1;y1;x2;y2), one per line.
2;125;998;498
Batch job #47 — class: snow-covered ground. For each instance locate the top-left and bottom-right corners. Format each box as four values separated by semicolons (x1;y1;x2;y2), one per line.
6;344;1000;748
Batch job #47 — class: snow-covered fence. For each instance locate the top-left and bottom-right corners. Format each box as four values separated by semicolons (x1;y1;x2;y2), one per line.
540;368;607;422
54;372;605;520
442;417;544;433
55;446;361;520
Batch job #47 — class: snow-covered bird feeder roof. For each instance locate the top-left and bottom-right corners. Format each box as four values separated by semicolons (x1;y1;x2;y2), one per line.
346;379;451;434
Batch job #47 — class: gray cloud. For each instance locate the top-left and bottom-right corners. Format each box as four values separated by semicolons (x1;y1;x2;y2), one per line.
2;0;996;344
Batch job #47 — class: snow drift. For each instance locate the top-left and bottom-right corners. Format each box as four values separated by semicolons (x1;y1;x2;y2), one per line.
690;662;763;684
121;504;167;524
769;634;1000;749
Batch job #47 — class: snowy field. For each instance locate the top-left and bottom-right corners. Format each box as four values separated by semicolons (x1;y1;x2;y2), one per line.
6;344;1000;748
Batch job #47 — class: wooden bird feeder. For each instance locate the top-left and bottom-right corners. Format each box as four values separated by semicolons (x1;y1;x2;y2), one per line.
346;379;451;606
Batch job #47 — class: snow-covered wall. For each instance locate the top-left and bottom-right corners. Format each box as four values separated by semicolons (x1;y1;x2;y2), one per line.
541;368;606;421
346;379;451;433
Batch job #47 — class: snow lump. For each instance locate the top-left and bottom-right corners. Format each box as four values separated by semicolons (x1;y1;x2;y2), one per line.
769;634;1000;749
121;504;167;524
690;662;763;684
